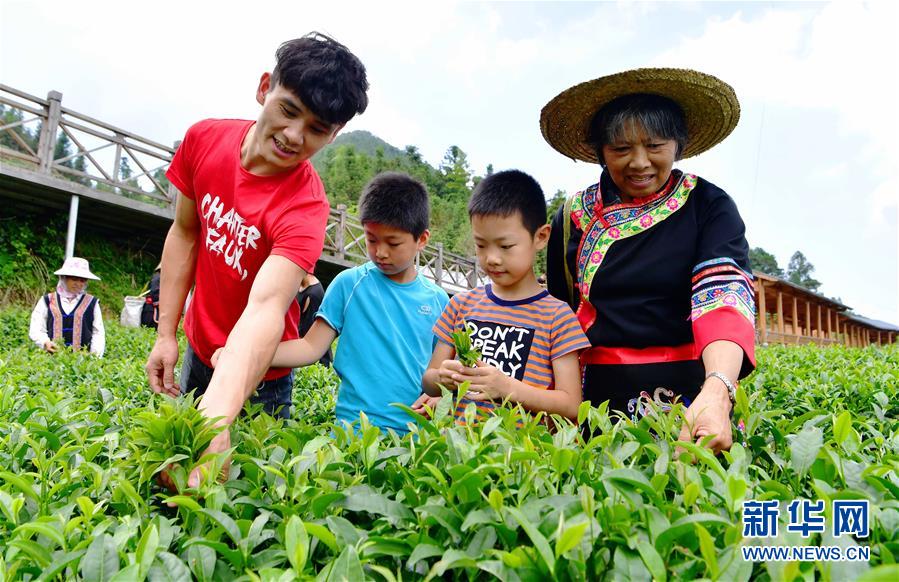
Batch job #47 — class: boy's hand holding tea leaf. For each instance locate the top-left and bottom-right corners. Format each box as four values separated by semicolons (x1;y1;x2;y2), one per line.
447;320;485;397
451;320;482;368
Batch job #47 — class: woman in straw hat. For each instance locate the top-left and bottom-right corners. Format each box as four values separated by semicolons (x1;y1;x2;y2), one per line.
542;68;755;453
28;256;106;357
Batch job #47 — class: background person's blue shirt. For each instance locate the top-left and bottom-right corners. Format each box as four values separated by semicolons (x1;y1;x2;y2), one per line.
316;262;449;433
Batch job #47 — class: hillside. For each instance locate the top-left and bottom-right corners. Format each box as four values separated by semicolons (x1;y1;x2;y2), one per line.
311;129;406;171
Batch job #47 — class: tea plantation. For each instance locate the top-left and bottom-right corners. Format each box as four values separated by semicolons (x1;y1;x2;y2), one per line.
0;308;896;581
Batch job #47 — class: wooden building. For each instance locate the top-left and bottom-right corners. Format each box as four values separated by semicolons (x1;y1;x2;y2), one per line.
753;272;896;347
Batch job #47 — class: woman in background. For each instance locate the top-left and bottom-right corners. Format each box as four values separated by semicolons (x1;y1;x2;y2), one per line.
29;256;105;357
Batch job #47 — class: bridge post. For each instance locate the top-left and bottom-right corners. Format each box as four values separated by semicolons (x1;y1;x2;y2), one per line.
112;133;124;185
335;204;347;260
37;91;63;173
65;195;79;259
467;258;479;289
167;140;181;209
435;242;444;287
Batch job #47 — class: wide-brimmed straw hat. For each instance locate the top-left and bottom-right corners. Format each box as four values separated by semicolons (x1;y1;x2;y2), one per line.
540;67;740;163
54;256;100;280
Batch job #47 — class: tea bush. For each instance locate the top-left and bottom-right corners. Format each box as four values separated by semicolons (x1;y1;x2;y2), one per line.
0;308;896;581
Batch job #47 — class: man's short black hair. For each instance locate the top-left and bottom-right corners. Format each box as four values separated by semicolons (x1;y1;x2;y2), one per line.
468;170;546;235
586;93;688;166
271;32;369;125
359;172;430;238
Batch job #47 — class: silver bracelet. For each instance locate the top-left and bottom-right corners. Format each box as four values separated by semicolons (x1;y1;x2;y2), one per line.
705;371;737;404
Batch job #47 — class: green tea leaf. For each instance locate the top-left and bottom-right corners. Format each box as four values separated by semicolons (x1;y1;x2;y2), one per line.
555;520;588;558
14;520;66;549
612;547;651;582
694;523;718;578
790;424;823;476
339;485;414;524
80;534;120;582
302;521;338;553
407;544;443;569
317;546;364;582
199;509;243;546
285;515;309;573
857;565;899;582
136;523;160;579
147;552;192;582
833;410;851;445
507;506;555;575
635;541;666;582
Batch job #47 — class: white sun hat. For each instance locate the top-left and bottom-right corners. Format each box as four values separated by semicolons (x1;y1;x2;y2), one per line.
54;256;101;280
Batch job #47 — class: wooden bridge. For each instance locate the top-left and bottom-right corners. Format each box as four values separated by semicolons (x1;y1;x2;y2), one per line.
0;84;486;294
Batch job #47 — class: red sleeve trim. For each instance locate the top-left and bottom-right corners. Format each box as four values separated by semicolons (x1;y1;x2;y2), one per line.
692;306;756;377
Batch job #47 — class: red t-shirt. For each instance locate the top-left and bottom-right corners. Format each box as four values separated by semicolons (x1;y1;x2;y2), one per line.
166;119;330;380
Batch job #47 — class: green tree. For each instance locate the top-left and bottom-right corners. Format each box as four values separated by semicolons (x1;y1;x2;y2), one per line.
319;145;373;207
400;147;443;200
152;168;171;198
749;247;784;278
404;145;423;164
53;131;72;165
547;189;566;221
0;104;39;155
71;152;88;184
439;145;472;203
430;196;471;255
118;156;142;194
314;135;475;256
473;163;495;189
786;251;821;291
372;147;390;175
53;131;90;186
119;156;133;180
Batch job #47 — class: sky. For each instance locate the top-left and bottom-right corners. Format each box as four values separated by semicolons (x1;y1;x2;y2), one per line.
1;0;897;324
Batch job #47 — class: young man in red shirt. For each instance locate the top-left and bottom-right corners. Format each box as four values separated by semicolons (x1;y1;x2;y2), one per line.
146;33;368;484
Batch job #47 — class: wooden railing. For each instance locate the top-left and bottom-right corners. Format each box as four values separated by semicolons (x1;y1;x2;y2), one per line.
0;85;487;293
0;84;178;207
322;204;487;293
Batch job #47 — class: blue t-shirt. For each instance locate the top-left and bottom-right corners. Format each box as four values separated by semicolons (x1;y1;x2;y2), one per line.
317;262;449;432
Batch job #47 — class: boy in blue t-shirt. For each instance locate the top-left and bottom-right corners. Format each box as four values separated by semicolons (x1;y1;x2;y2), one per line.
215;172;448;433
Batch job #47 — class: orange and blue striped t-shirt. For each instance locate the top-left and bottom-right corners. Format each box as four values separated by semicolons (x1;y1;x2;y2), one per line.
433;285;590;421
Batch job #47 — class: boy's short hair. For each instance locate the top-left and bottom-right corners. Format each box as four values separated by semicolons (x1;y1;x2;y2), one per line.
271;32;369;125
467;170;547;235
359;172;430;238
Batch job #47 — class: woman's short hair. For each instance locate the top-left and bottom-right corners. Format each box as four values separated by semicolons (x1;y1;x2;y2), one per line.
586;93;688;166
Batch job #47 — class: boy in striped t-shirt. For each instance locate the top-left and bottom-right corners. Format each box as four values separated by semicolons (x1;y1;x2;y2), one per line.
415;170;590;422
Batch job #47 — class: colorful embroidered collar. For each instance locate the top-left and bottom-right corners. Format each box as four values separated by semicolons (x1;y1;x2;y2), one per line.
569;170;698;330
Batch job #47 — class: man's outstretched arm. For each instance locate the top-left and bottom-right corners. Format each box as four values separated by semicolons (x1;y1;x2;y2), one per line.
198;254;306;425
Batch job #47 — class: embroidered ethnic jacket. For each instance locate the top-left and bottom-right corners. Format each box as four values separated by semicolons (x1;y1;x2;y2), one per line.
44;291;98;351
546;170;756;418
